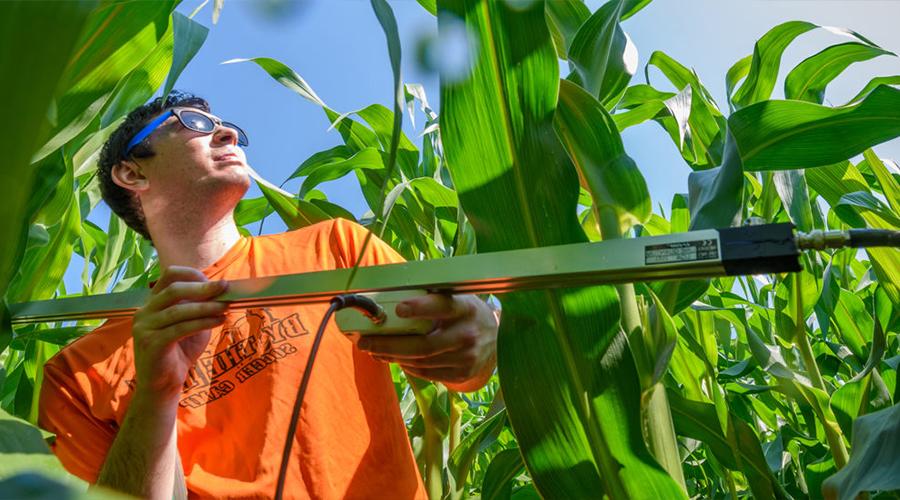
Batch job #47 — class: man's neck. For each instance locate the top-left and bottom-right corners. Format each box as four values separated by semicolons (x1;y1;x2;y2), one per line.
149;211;243;272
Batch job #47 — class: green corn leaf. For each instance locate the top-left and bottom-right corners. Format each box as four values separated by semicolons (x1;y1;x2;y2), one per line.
555;79;651;231
223;57;326;107
8;159;81;303
545;0;590;60
234;196;274;227
298;148;385;199
731;20;817;109
448;410;507;494
822;404;900;500
287;145;354;182
415;0;437;16
0;408;85;487
352;104;419;176
481;448;525;500
254;175;331;230
832;289;874;360
687;130;744;229
32;1;178;163
0;0;96;310
668;390;790;500
161;11;210;99
568;0;637;107
89;213;133;295
773;169;814;232
830;373;872;440
438;1;683;497
808;161;900;305
98;21;175;129
730;85;900;170
836;191;900;228
784;42;893;104
620;0;652;20
845;74;900;104
863;149;900;213
725;54;752;111
642;51;725;169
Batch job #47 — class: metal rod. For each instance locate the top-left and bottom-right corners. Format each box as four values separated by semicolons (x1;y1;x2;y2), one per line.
9;225;800;325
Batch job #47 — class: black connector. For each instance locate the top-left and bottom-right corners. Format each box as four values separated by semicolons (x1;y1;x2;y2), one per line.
717;223;802;276
330;294;387;325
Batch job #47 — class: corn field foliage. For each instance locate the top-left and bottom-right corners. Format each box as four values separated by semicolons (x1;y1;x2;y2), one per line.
1;0;899;498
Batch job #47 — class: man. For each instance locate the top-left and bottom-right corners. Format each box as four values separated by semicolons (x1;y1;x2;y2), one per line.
38;92;499;499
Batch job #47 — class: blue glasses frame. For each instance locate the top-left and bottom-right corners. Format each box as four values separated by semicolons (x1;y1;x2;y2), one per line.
125;107;249;155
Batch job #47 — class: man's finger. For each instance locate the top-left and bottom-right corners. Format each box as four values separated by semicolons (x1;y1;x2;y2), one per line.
147;280;228;312
158;315;227;344
146;301;229;330
356;331;458;359
152;266;209;293
396;294;472;320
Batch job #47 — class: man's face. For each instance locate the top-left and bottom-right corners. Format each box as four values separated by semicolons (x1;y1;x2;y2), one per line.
119;107;252;212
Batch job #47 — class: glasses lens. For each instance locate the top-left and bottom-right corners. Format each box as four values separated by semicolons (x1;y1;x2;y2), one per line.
180;110;216;133
223;121;249;147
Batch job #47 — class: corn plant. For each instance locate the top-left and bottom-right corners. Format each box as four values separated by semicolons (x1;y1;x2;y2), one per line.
2;0;899;499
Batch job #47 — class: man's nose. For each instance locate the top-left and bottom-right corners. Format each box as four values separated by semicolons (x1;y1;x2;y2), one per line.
213;125;238;146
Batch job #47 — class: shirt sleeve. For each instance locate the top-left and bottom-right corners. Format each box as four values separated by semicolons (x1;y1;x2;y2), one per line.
39;359;117;483
330;217;407;268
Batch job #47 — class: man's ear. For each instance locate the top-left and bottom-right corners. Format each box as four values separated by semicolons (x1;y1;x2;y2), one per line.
111;160;149;193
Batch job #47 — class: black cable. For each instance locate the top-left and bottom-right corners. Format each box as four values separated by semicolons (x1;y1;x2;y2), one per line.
848;229;900;248
274;294;385;499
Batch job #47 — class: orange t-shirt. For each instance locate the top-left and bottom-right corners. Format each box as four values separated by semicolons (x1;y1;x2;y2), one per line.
39;218;426;499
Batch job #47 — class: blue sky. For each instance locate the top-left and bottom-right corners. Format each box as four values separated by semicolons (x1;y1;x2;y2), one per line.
70;0;900;292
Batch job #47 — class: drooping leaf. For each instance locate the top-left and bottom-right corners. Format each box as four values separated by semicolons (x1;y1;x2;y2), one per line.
687;130;744;229
725;54;752;111
555;79;651;232
668;391;789;500
481;448;525;500
545;0;590;60
845;74;900;104
822;404;900;500
730;85;900;170
298;148;385;198
643;51;726;169
784;42;893;104
161;11;210;99
223;57;326;107
568;0;637;107
731;20;817;109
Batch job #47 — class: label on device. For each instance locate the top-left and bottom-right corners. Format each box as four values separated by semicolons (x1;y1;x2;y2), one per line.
645;239;719;265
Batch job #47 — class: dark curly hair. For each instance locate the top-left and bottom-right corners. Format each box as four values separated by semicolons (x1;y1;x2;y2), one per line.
98;91;211;241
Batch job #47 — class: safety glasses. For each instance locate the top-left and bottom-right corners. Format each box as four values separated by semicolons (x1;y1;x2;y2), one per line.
125;107;249;155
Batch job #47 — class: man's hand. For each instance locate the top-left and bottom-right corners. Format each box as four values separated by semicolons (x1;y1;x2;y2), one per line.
355;294;498;392
98;266;228;499
132;266;229;400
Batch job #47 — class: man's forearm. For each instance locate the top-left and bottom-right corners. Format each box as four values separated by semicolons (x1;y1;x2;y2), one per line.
96;391;183;499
